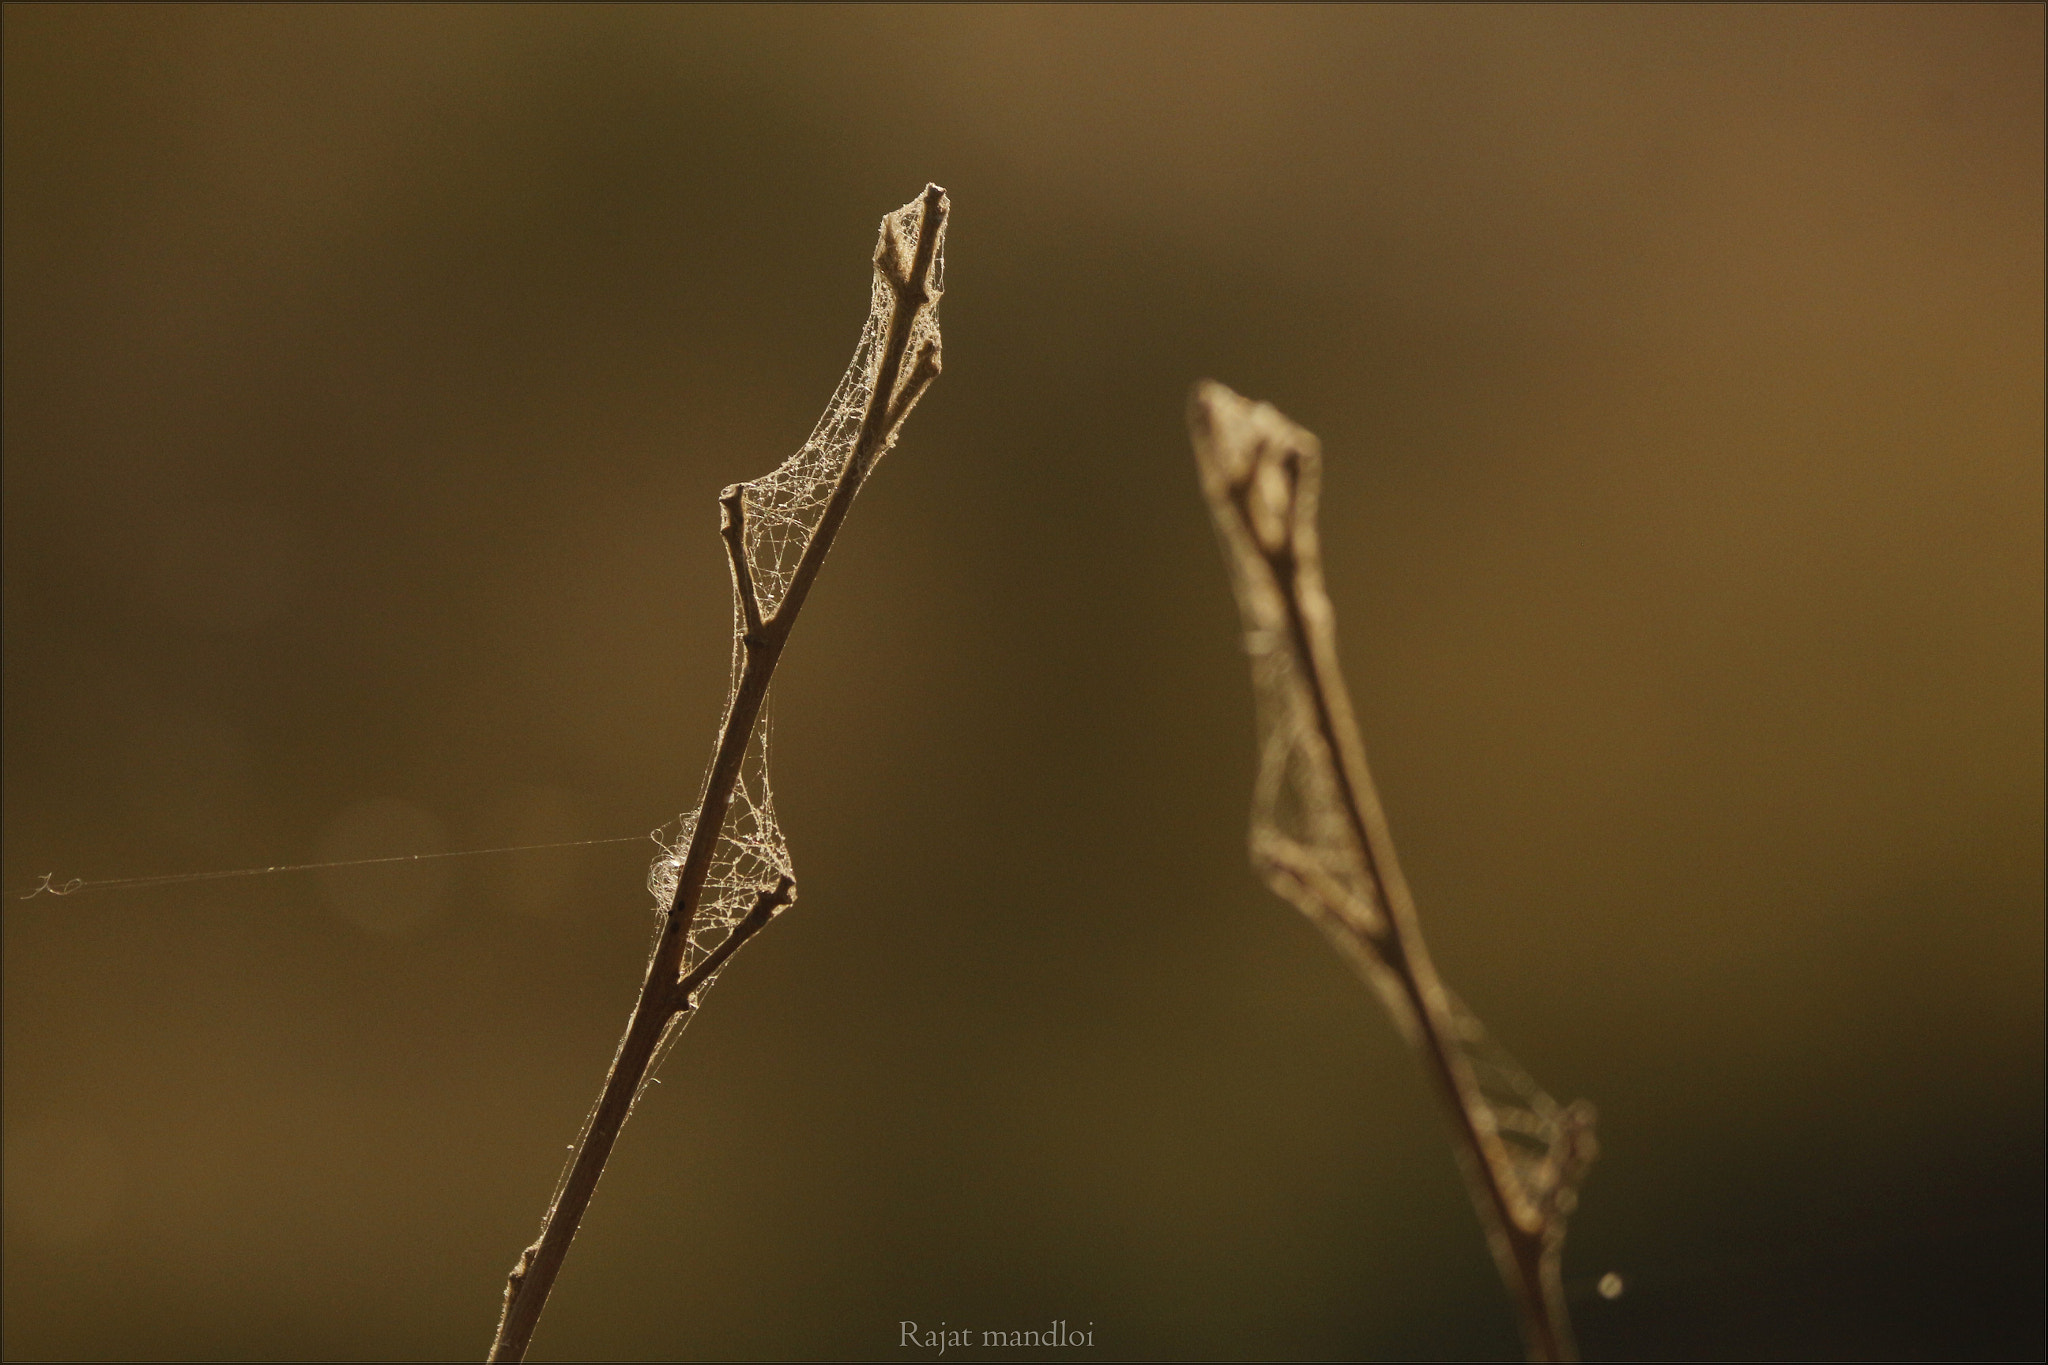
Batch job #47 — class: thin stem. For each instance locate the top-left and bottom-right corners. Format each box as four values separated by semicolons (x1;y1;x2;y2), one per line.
1191;382;1590;1363
678;875;794;1006
487;184;948;1364
767;182;946;638
719;487;767;644
656;182;944;990
885;338;942;432
1271;549;1572;1361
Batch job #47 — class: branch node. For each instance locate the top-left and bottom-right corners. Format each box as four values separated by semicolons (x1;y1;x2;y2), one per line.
718;485;767;637
874;214;911;291
676;874;796;1004
885;337;943;432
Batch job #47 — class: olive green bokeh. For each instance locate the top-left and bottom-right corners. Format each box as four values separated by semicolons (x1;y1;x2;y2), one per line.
4;6;2041;1360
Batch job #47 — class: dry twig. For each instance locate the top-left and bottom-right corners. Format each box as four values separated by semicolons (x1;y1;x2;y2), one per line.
1188;381;1596;1363
487;183;948;1363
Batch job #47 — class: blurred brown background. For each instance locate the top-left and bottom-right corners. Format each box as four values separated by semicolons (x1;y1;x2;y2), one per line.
3;5;2042;1361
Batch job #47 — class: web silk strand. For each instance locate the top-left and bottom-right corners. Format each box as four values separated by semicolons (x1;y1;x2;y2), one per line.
20;835;649;900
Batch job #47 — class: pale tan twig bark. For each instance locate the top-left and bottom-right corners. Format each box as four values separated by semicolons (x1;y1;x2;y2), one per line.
487;183;948;1364
1189;381;1596;1363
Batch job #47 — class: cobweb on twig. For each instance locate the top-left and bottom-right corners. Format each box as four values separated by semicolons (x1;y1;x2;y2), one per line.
494;187;946;1365
1445;991;1598;1231
647;191;946;997
1235;562;1594;1227
1193;379;1593;1267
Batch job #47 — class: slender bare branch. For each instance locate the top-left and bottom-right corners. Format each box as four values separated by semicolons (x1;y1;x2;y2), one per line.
758;181;946;646
1189;380;1596;1363
677;874;793;1005
885;339;942;435
874;212;911;290
719;486;767;644
488;184;948;1364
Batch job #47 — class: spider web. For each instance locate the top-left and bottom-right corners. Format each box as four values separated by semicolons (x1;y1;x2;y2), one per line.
647;190;945;1001
525;189;945;1270
1195;381;1592;1233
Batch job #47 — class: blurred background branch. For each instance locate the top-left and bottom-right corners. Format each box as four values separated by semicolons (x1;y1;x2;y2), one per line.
1191;381;1597;1360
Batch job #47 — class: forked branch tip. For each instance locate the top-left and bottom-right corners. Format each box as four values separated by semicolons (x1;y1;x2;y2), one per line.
718;485;767;638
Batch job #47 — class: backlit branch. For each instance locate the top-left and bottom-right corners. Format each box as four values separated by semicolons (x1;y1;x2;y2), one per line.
719;488;767;644
488;184;948;1364
1189;380;1596;1363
